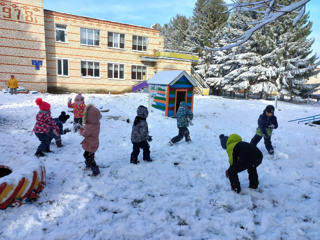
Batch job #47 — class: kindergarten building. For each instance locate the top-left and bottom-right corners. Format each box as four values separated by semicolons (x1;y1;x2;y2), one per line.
0;0;198;93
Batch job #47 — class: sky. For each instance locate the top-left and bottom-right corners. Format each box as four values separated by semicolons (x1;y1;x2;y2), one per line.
0;91;319;239
43;0;320;56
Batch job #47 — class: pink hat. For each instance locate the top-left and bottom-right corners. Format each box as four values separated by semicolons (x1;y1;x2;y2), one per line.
11;75;14;78
35;98;51;111
75;93;83;101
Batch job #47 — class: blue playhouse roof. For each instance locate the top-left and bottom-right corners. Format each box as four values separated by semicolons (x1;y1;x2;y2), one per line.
147;70;197;87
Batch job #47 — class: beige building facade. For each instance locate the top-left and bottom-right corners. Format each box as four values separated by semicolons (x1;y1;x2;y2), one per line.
0;0;198;93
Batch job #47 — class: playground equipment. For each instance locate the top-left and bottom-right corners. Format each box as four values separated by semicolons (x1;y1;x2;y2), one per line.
288;114;320;124
0;161;46;209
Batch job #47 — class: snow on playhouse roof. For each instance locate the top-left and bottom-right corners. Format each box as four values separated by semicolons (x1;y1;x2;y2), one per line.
147;70;197;87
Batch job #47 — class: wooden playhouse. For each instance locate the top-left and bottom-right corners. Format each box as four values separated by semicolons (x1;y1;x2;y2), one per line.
148;70;197;117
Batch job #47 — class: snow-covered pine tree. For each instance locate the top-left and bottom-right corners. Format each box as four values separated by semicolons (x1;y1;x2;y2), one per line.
260;0;319;100
192;0;228;71
160;15;195;52
203;1;268;98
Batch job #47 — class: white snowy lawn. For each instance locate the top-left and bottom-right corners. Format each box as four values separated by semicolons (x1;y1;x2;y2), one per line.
0;92;319;240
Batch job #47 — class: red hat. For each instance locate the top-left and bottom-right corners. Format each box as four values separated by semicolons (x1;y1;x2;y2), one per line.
11;75;14;78
35;98;51;111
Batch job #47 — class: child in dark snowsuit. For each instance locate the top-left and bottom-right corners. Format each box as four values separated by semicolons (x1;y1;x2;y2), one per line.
220;134;263;193
130;105;152;164
68;93;86;132
48;111;71;148
79;104;101;176
250;105;278;155
33;98;60;157
169;101;193;146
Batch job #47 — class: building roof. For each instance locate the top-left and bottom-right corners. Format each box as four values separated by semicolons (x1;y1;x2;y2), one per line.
147;70;197;86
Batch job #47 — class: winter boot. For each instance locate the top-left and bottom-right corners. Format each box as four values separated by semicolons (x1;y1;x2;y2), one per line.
130;155;140;164
84;160;92;170
168;141;174;146
268;148;274;155
143;158;153;162
56;140;63;148
35;150;45;157
90;166;100;176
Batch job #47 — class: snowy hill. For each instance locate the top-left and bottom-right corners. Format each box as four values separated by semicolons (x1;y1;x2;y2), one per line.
0;93;319;240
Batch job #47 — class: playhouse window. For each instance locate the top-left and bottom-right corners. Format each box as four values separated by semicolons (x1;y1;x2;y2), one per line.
108;32;125;49
131;65;147;80
56;24;67;42
108;63;125;79
80;28;100;46
132;36;148;51
81;61;100;78
57;59;68;76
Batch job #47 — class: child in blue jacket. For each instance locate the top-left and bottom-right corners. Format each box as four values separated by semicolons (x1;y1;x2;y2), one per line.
169;101;193;145
250;105;278;155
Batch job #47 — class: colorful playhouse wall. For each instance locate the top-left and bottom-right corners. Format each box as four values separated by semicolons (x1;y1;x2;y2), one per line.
149;85;168;113
148;71;196;117
167;77;194;117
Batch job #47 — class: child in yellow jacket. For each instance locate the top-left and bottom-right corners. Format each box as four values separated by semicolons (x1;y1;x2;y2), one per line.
8;75;19;95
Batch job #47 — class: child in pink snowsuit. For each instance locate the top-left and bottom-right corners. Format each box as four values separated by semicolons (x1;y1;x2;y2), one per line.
68;93;86;132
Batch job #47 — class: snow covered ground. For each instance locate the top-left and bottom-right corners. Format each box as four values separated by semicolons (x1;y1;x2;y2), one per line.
0;92;319;240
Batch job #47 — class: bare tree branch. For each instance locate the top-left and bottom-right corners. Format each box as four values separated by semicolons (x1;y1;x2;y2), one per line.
203;0;310;51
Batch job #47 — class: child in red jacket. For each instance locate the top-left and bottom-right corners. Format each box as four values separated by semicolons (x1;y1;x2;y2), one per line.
33;98;60;157
68;93;86;132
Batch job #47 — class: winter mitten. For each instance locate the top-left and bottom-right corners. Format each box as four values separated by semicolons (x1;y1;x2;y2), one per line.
225;169;229;178
188;119;194;126
53;128;60;136
268;124;275;129
148;136;153;142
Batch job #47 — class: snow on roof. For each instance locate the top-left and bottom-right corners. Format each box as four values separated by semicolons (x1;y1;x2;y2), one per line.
147;70;197;86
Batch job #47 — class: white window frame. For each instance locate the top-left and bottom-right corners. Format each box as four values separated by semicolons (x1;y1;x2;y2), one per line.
57;59;68;77
81;61;100;78
132;35;148;52
56;24;67;43
131;65;147;81
108;63;125;80
108;32;125;49
80;28;100;46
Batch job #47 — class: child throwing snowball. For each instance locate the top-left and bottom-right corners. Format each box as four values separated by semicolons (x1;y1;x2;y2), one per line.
68;93;86;132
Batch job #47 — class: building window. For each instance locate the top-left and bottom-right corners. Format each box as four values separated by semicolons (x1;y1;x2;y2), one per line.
80;28;100;46
56;24;67;42
81;61;100;78
131;65;147;80
108;32;125;49
57;59;68;76
108;63;125;79
132;36;148;51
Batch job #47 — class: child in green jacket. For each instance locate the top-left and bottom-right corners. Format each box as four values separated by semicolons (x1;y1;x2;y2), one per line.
220;134;263;193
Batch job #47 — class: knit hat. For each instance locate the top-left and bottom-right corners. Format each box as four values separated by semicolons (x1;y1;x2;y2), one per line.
75;93;83;102
137;105;149;118
219;134;229;150
58;111;70;123
35;98;51;111
265;105;275;114
11;75;14;78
